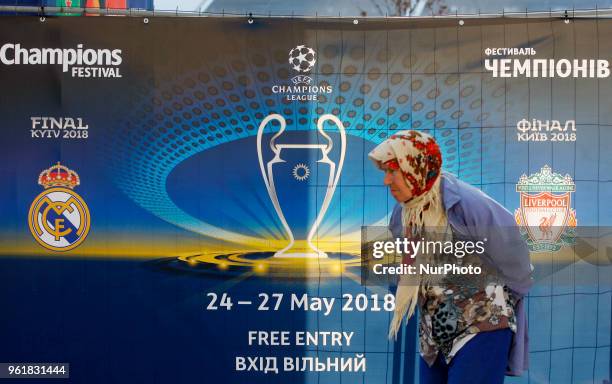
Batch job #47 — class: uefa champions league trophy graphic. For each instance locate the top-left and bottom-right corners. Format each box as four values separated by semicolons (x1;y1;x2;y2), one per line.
257;114;346;258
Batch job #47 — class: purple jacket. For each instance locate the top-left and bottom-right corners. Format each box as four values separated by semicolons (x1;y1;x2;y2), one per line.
389;172;533;376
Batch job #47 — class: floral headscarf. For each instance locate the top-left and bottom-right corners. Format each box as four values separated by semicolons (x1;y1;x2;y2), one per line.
370;131;441;195
369;130;444;232
369;130;448;338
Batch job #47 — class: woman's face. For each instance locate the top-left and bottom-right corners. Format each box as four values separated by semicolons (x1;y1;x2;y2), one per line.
382;163;413;203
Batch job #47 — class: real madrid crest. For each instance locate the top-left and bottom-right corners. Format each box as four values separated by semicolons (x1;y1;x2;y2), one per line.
28;162;91;251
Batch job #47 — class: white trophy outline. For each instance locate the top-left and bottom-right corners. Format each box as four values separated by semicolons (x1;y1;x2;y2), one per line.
256;113;346;258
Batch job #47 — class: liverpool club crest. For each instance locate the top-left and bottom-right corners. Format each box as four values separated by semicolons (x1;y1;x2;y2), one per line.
515;165;577;252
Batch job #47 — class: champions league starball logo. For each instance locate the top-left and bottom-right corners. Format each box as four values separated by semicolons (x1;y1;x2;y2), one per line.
272;45;332;101
288;45;316;73
28;162;91;251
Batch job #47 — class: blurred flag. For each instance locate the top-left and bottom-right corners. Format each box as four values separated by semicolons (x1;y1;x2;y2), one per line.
56;0;81;7
105;0;127;9
85;0;100;16
56;0;81;15
82;0;127;16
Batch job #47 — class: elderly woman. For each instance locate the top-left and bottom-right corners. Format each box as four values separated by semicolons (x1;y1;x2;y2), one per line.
369;130;533;384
